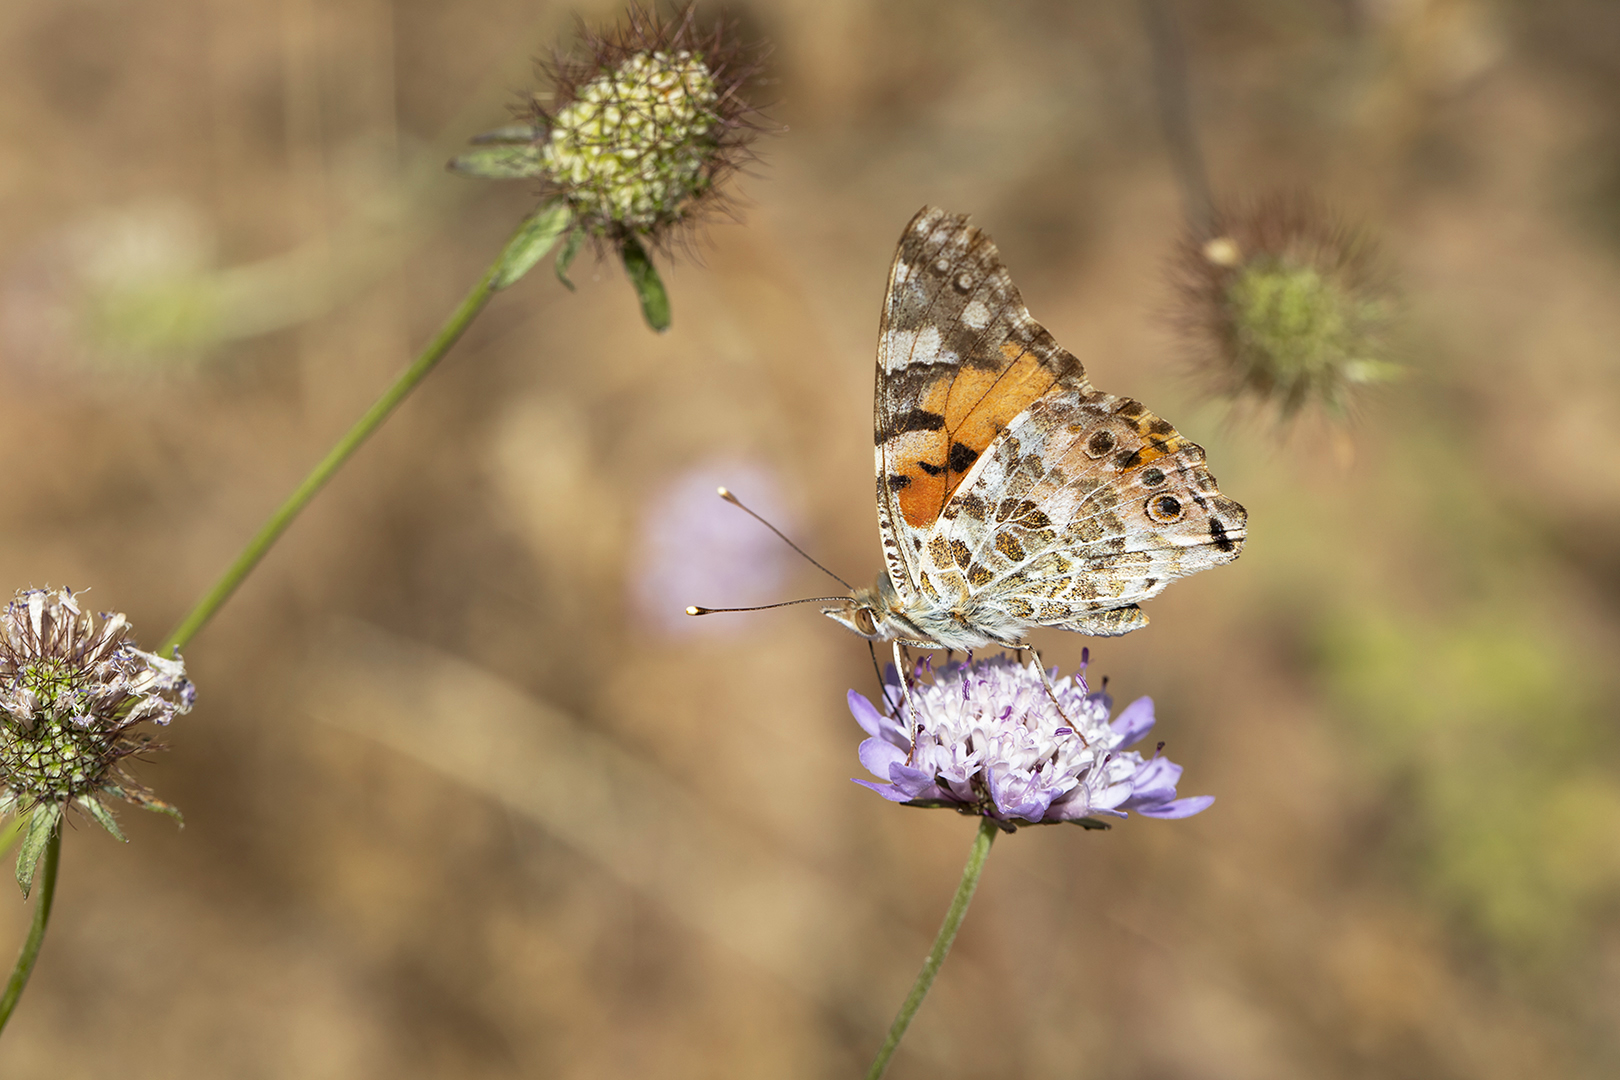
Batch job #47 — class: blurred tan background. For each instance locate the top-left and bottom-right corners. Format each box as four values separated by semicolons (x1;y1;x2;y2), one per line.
2;0;1619;1076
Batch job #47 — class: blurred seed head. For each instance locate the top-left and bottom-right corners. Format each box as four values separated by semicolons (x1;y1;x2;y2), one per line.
0;200;219;377
533;4;768;248
1175;194;1400;419
0;587;193;869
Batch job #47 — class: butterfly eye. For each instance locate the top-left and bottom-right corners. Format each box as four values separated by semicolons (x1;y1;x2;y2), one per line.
1145;494;1184;522
854;607;878;636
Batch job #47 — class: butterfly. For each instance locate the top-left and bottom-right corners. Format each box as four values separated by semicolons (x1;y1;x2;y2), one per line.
822;207;1246;669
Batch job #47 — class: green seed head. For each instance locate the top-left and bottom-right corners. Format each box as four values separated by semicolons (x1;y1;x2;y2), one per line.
1177;196;1400;418
542;49;721;232
1226;257;1393;411
0;711;116;803
0;587;193;830
521;4;769;246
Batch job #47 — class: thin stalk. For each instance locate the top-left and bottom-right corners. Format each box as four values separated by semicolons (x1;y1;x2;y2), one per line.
1141;0;1216;238
160;251;503;655
0;825;60;1035
865;817;999;1080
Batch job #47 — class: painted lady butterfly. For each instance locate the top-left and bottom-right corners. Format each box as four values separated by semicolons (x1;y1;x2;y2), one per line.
823;207;1246;665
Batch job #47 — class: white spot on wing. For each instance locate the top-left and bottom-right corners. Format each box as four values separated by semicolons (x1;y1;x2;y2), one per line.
962;300;990;329
914;326;942;361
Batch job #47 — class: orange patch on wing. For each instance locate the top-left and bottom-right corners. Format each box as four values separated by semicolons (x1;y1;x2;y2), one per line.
897;468;949;528
944;349;1053;446
891;346;1061;529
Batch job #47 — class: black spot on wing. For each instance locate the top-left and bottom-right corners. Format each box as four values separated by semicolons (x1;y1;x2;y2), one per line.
1209;516;1235;553
878;408;946;443
886;474;912;490
947;441;979;473
917;460;945;477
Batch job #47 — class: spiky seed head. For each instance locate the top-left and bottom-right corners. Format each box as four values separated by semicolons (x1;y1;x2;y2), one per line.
0;587;194;886
532;4;769;247
1174;194;1400;419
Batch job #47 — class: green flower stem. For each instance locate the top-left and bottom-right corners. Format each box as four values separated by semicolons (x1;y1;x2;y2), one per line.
0;823;60;1036
865;817;999;1080
160;205;569;655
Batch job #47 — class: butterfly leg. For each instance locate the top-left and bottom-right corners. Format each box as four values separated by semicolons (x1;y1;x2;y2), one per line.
892;639;923;753
1020;642;1090;747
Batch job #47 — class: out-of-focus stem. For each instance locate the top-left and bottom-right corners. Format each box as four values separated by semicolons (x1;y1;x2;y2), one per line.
1142;0;1216;237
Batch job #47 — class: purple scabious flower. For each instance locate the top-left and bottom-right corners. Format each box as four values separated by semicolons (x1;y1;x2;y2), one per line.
848;654;1212;829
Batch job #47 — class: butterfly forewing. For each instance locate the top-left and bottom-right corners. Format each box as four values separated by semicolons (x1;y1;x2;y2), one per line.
875;207;1094;598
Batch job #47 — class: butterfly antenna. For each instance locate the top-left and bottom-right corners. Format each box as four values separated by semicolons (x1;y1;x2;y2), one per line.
686;596;847;617
715;487;853;590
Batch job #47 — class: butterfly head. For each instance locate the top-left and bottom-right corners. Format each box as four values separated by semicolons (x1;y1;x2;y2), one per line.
821;576;911;643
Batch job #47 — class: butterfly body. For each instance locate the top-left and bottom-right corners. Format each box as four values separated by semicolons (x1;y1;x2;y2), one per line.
823;207;1246;651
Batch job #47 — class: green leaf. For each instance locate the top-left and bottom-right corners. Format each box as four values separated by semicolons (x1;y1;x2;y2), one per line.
554;228;586;292
469;123;541;145
105;782;184;825
620;236;671;333
492;202;574;290
16;804;61;898
78;795;127;843
447;143;546;180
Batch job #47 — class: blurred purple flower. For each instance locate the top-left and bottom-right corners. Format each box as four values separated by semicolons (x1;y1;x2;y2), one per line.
848;653;1212;828
631;459;797;636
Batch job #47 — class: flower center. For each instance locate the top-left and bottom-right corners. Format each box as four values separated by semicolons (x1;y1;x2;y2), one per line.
0;707;114;801
1227;259;1380;383
16;657;82;715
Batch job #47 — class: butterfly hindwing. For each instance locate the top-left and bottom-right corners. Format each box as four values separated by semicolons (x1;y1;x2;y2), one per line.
921;390;1246;632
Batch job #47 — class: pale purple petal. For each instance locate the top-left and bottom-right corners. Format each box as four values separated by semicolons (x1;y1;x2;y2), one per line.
988;767;1056;821
1110;697;1156;747
858;736;907;780
852;778;912;802
848;690;886;739
1124;757;1182;803
1134;795;1215;819
888;763;943;800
